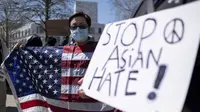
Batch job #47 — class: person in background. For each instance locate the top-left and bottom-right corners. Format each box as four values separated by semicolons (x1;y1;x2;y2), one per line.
45;37;57;46
0;70;6;112
61;36;69;46
0;39;6;112
25;35;43;46
63;11;121;112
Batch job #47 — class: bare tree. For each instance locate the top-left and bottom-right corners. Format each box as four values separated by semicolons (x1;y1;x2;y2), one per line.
0;0;25;47
16;0;73;41
111;0;142;20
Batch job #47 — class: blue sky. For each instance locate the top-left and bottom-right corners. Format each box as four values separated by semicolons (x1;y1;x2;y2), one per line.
98;0;117;24
77;0;117;24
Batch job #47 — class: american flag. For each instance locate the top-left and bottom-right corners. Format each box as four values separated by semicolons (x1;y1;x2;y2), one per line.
4;45;116;112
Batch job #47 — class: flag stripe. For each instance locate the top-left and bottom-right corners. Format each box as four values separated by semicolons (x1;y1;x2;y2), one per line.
21;100;48;109
60;94;98;102
22;103;116;112
21;106;53;112
61;85;79;94
61;60;90;69
19;94;114;111
62;52;93;61
61;76;82;85
61;68;86;77
63;45;96;53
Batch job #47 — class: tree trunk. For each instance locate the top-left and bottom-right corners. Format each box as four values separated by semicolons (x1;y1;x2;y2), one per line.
5;21;9;48
45;0;50;41
5;9;9;48
44;22;48;41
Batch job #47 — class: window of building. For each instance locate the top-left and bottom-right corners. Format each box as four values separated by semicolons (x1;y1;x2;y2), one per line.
18;31;20;37
90;27;95;34
14;34;16;39
98;28;102;34
12;34;14;39
14;33;16;39
17;32;18;38
28;29;31;35
22;31;24;37
25;30;28;36
0;29;2;35
36;26;39;33
39;26;43;33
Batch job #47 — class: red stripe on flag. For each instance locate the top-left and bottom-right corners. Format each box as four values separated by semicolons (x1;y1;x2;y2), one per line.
20;100;48;109
63;45;96;53
61;76;82;85
61;60;90;68
20;100;115;112
60;94;99;102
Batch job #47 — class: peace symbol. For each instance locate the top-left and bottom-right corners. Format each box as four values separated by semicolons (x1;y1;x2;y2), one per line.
164;18;184;44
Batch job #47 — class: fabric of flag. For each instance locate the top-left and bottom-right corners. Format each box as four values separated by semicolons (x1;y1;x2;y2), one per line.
4;45;117;112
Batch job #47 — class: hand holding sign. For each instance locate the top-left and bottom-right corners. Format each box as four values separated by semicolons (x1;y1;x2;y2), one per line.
82;1;200;112
77;78;90;99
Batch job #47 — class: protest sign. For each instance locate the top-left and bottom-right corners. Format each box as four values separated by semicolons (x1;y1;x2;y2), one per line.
81;1;200;112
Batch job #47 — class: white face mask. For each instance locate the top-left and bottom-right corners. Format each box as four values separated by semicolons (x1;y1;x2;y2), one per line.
71;28;88;42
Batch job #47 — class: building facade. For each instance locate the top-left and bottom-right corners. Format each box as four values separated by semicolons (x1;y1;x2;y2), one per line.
75;0;105;42
0;26;9;61
9;21;45;49
9;20;70;48
0;0;105;58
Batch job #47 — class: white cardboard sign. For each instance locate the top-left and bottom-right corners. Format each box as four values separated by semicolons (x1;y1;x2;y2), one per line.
82;1;200;112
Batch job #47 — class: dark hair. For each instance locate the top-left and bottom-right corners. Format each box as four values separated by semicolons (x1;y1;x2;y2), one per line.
25;35;43;46
68;11;91;27
45;37;57;46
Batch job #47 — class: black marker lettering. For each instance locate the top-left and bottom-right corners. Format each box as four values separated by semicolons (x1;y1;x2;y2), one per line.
141;18;157;39
102;45;120;70
97;68;107;91
103;23;114;46
97;72;112;96
121;49;128;68
88;67;101;89
114;69;125;96
131;52;143;68
114;22;126;45
146;48;163;68
129;49;134;67
121;23;138;46
138;18;157;52
125;70;138;95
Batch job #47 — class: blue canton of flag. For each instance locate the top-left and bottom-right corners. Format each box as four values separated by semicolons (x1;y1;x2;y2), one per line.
5;46;63;98
4;46;63;110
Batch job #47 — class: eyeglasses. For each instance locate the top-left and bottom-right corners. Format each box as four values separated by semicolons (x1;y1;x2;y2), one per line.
70;25;88;30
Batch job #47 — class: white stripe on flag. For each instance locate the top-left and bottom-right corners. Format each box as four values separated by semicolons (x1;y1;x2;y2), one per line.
62;52;93;60
61;68;86;77
61;85;79;94
22;106;53;112
19;93;114;111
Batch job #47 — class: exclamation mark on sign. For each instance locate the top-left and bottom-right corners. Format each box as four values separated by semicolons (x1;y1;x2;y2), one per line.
148;65;167;100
